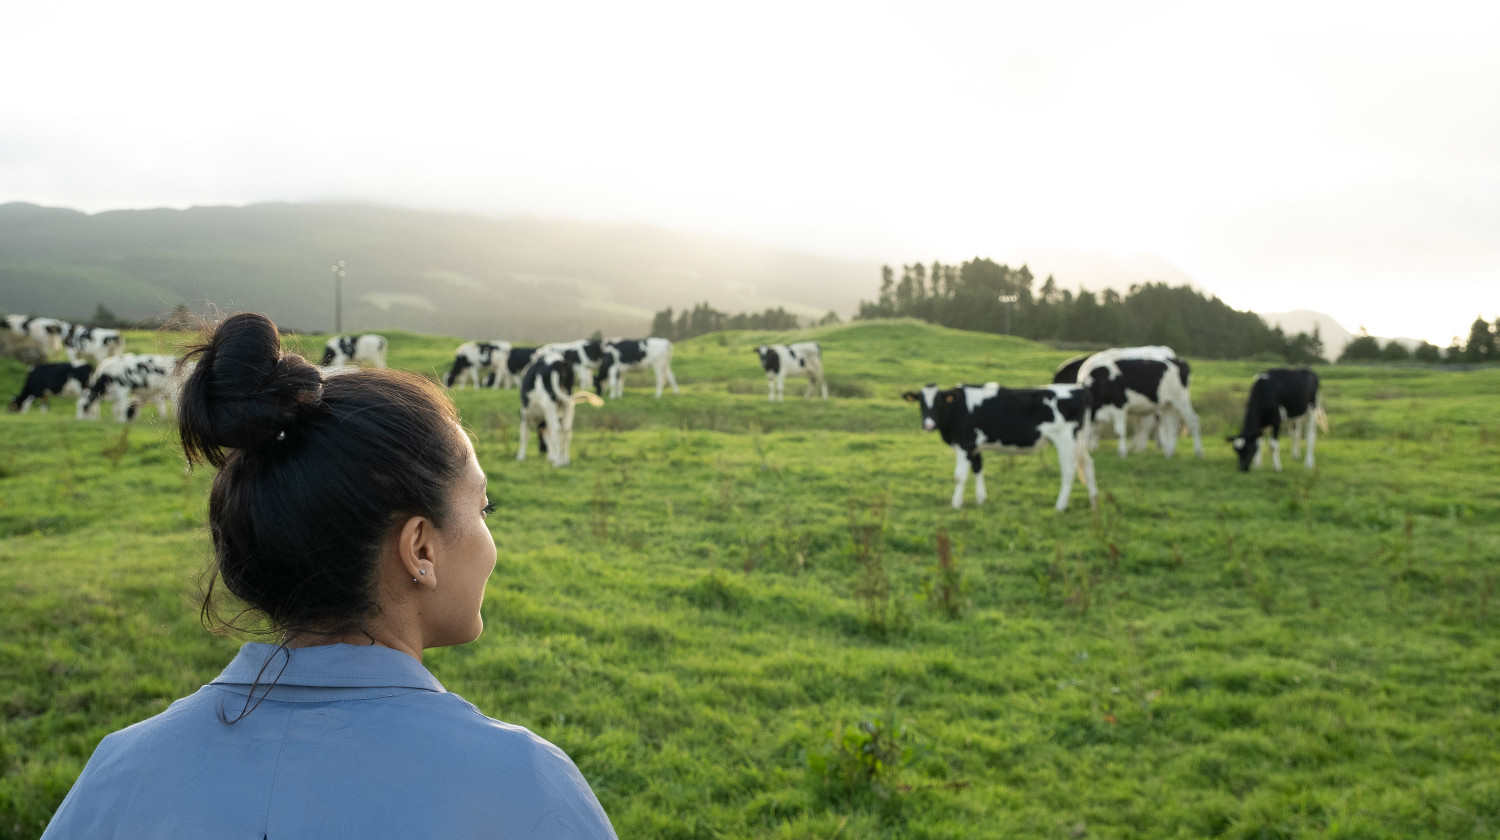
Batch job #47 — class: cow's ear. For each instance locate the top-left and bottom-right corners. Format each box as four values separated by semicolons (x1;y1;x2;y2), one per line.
943;393;955;403
902;392;918;402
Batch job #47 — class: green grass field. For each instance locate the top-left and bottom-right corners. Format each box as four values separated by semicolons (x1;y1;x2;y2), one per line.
2;321;1498;839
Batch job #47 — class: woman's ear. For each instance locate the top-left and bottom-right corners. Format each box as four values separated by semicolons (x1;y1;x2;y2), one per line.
396;514;437;588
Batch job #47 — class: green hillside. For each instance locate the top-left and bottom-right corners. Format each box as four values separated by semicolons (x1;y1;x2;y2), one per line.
2;322;1498;839
0;202;879;343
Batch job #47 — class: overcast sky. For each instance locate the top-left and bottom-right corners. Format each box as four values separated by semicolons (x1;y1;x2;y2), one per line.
3;0;1496;345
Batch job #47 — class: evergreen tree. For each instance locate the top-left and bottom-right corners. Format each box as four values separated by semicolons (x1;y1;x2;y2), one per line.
1463;316;1496;362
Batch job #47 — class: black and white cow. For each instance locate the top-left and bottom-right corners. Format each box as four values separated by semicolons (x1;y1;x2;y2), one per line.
597;337;679;398
537;339;605;392
516;350;605;467
77;354;185;421
5;315;70;355
9;363;93;413
1229;368;1327;472
443;341;512;389
487;346;539;389
1052;354;1090;384
756;341;827;401
64;325;125;364
320;334;387;369
903;383;1098;511
1077;346;1203;458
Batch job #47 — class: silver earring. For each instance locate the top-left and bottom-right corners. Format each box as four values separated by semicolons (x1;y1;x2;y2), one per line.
419;569;427;576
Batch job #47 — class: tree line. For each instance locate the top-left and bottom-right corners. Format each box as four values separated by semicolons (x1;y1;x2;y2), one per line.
853;258;1326;361
650;302;841;342
1337;317;1499;365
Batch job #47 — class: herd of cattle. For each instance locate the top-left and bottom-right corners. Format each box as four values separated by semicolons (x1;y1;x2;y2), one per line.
5;315;1327;510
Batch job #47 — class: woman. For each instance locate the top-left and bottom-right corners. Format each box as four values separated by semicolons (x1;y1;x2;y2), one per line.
43;313;616;838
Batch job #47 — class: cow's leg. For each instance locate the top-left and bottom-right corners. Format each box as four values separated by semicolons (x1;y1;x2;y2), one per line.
516;414;529;460
663;362;680;395
767;374;776;402
971;452;987;506
1179;400;1204;457
818;369;828;400
1303;414;1317;469
951;446;970;509
1131;413;1156;453
1114;410;1129;458
1251;434;1264;469
1269;433;1283;472
1159;410;1182;458
552;402;574;467
1054;435;1078;511
1080;435;1099;510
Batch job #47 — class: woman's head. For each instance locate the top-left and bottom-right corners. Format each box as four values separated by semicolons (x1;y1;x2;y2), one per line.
178;312;474;641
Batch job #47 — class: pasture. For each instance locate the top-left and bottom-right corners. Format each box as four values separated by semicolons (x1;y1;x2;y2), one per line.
1;320;1498;839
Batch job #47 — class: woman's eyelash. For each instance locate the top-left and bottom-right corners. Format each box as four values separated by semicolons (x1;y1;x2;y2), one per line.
482;500;498;518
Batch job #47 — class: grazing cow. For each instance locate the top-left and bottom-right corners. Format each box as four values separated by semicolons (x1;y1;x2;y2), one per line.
5;315;70;355
516;350;605;467
1229;368;1327;472
9;363;93;413
597;337;679;398
537;339;605;391
320;334;387;369
64;325;125;364
756;342;827;401
444;341;512;389
903;383;1097;511
77;354;185;421
1077;347;1203;458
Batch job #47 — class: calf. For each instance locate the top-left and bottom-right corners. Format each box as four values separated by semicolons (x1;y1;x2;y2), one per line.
516;350;604;467
444;340;511;389
77;354;185;421
597;337;679;398
5;315;70;355
320;334;387;368
64;325;125;364
903;383;1097;511
1077;347;1203;458
756;341;827;401
1229;368;1327;471
9;363;93;413
537;339;605;392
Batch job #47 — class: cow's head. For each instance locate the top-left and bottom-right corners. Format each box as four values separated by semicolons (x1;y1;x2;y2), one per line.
319;346;337;366
902;384;947;432
755;346;778;373
1227;435;1256;472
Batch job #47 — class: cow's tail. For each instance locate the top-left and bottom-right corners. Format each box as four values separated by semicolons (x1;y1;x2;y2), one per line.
1314;393;1329;433
572;392;605;408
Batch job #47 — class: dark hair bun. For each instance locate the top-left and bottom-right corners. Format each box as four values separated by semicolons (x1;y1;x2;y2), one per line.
179;312;324;467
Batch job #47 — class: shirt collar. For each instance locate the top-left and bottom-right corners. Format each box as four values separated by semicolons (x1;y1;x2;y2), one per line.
211;642;446;693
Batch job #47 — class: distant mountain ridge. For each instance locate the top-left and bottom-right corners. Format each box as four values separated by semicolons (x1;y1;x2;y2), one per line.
0;202;881;341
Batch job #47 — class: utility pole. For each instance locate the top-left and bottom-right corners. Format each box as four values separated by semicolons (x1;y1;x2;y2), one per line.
331;260;346;333
998;294;1018;335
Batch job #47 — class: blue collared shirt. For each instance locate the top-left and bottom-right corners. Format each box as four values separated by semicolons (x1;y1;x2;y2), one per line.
42;643;617;839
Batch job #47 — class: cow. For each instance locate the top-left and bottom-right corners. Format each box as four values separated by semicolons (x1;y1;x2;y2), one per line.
1077;346;1203;458
597;337;679;398
537;339;605;392
9;363;93;413
756;342;827;401
903;383;1097;511
64;325;125;364
5;315;70;356
320;334;387;369
443;341;512;390
487;346;539;389
1051;354;1090;384
1229;368;1327;472
516;350;605;468
77;354;186;421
